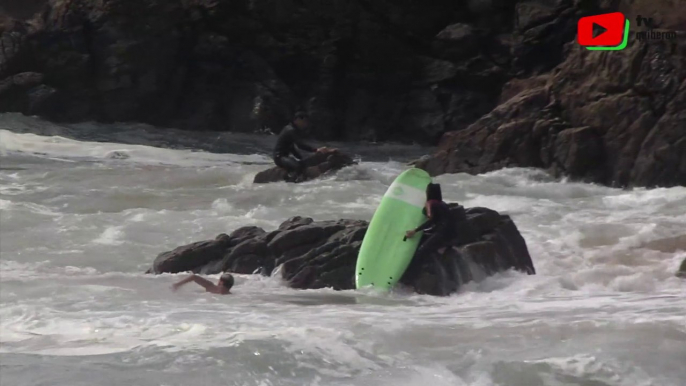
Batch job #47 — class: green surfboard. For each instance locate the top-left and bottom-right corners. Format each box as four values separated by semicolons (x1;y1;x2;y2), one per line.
355;168;432;291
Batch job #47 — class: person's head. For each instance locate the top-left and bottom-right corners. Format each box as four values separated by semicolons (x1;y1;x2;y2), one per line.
426;183;442;201
219;273;234;290
293;111;310;130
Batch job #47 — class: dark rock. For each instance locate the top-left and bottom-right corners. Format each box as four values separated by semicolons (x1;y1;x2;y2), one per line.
319;265;355;291
146;204;536;296
278;216;314;231
229;226;267;246
1;0;48;21
329;224;368;244
288;266;317;289
460;241;499;275
432;23;479;60
268;225;326;253
552;126;604;180
253;149;356;184
467;210;503;236
2;0;684;189
229;254;265;275
147;233;232;274
415;0;686;188
278;242;326;264
0;0;579;147
222;238;269;272
414;272;444;296
0;72;57;115
278;240;343;275
678;258;686;279
495;216;536;274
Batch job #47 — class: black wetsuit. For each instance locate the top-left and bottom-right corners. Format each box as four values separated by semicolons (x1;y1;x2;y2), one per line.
404;200;457;285
414;200;457;259
273;123;316;176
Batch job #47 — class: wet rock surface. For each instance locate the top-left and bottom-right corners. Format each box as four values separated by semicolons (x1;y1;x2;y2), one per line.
413;1;686;188
0;0;588;145
147;204;536;296
3;0;681;187
253;149;356;183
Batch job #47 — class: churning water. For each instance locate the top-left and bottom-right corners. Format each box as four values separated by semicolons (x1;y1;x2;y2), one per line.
1;113;684;386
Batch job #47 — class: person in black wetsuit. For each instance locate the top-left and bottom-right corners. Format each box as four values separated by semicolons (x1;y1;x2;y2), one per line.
403;183;457;287
273;111;331;181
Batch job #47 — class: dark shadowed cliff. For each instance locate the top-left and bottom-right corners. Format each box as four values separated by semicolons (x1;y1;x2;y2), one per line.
1;0;684;187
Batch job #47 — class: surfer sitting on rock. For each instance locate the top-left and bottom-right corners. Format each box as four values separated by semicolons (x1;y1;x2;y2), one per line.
404;183;457;278
171;273;234;295
273;111;335;182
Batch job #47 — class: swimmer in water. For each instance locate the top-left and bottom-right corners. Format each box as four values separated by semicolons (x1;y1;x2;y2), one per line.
171;273;234;295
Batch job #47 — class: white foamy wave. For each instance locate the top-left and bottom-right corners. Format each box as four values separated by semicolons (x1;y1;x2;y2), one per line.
93;226;125;245
2;118;686;385
0;129;271;166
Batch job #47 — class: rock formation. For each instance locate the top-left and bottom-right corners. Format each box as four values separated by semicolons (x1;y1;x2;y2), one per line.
678;258;686;279
2;0;683;187
413;1;686;188
146;204;536;296
253;149;356;183
0;0;600;144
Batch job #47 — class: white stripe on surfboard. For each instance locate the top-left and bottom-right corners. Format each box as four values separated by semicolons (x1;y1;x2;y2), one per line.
383;181;426;208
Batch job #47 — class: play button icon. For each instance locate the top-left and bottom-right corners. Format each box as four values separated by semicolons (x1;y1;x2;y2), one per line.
592;23;608;38
577;12;627;48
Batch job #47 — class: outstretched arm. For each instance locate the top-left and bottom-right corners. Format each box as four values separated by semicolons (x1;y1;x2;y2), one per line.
172;274;220;293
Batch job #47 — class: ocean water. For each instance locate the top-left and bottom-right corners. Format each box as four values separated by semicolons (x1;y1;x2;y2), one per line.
1;113;684;386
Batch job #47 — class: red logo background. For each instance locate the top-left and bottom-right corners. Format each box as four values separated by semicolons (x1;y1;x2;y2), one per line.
578;12;626;46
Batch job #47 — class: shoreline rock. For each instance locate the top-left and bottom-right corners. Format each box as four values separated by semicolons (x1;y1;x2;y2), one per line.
253;149;356;184
0;0;586;145
412;0;686;188
4;1;681;187
146;204;536;296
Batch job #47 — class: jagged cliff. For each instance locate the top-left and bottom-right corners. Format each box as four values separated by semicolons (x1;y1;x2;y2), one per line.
2;0;684;187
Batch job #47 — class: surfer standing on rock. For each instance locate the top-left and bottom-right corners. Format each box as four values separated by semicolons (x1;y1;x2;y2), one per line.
273;111;335;182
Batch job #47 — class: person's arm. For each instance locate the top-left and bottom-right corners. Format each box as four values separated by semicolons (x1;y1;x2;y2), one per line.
171;275;195;291
172;274;221;293
295;139;317;153
405;203;434;239
415;202;437;232
414;217;435;232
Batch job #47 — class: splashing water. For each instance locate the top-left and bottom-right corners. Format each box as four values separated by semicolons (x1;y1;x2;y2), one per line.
1;114;684;386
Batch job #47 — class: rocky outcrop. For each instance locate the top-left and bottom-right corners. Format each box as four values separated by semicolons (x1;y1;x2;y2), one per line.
0;0;583;144
0;72;57;115
678;258;686;279
4;0;682;187
0;0;47;21
414;0;686;188
253;149;356;183
146;204;536;296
